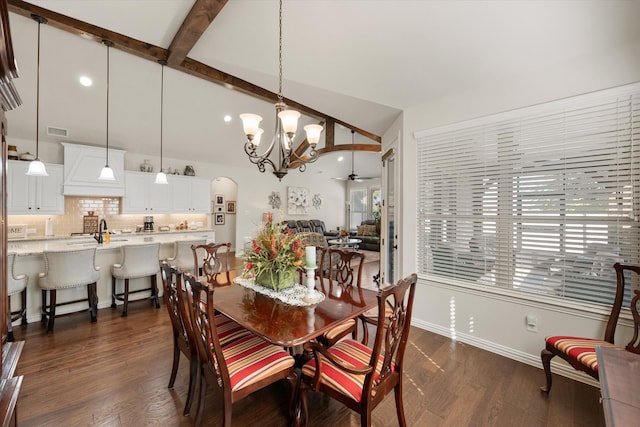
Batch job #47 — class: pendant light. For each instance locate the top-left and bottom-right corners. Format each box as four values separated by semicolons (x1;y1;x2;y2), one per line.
98;40;115;181
26;15;48;177
154;61;168;185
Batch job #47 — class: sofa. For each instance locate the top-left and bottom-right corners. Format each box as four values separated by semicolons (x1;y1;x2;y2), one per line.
354;220;381;252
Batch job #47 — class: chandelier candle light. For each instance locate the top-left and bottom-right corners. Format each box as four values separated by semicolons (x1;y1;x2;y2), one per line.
240;0;323;181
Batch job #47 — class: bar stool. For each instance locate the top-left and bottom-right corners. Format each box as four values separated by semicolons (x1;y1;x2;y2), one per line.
111;243;161;317
7;253;28;341
164;239;205;274
39;248;100;333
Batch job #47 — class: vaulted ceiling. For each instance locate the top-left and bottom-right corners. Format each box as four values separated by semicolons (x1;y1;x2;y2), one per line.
5;0;640;179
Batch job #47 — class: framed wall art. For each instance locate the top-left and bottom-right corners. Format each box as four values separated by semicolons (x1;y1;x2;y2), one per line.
226;201;236;214
215;194;225;206
215;212;225;225
287;186;309;215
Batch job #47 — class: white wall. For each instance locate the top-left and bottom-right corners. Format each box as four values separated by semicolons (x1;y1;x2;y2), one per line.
397;38;640;384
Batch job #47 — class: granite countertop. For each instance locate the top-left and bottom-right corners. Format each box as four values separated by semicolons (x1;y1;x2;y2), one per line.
8;229;215;256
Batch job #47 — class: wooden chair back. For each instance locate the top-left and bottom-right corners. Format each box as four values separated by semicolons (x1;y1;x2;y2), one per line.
326;247;365;287
191;242;232;285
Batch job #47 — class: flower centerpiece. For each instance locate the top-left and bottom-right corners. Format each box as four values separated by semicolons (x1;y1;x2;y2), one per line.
338;229;349;242
242;216;305;291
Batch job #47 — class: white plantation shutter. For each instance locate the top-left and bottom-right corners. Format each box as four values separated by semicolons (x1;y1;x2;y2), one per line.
416;84;640;307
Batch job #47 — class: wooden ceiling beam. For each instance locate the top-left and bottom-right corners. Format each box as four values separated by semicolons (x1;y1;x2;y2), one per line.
7;0;381;144
316;144;381;155
166;0;228;67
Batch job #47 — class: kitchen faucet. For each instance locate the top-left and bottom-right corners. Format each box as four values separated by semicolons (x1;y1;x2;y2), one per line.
95;219;108;244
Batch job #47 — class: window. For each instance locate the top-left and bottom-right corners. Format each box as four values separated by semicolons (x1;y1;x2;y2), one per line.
416;84;640;308
350;189;368;229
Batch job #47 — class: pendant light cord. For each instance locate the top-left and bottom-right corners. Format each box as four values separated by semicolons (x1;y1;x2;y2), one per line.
35;19;41;159
160;63;164;171
105;41;112;166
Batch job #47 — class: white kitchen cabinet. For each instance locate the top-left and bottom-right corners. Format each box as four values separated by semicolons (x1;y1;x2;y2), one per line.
7;160;64;215
121;171;171;214
170;175;211;213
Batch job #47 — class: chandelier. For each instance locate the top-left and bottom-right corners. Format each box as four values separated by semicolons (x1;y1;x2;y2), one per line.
240;0;323;181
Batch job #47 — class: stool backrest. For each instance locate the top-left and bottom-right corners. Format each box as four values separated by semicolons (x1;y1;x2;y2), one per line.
41;248;100;289
172;239;206;273
117;244;161;277
7;253;27;295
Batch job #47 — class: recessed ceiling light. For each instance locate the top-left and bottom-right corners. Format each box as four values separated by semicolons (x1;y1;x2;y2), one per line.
224;115;232;122
337;156;344;162
79;76;92;87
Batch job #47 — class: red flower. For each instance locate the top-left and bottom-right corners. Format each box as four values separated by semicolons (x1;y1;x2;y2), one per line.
252;240;260;253
245;262;253;271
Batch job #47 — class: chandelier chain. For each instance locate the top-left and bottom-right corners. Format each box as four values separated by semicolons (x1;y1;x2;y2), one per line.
278;0;283;102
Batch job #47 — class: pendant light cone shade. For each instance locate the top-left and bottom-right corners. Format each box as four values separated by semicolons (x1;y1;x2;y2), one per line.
98;40;116;181
98;166;115;181
26;16;48;177
154;171;168;185
155;62;168;184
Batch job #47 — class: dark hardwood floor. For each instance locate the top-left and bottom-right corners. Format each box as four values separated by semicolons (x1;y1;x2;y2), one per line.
11;255;604;426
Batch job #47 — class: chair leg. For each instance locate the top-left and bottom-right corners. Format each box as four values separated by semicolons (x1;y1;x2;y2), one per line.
168;338;180;389
122;279;130;317
7;310;14;342
20;288;27;325
540;348;554;394
395;382;407;427
47;290;57;333
88;282;98;322
151;274;160;309
184;355;198;416
111;276;117;309
41;289;48;323
195;374;207;427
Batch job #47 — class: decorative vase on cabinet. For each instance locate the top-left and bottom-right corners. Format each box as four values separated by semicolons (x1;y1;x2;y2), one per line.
184;165;195;176
140;159;153;173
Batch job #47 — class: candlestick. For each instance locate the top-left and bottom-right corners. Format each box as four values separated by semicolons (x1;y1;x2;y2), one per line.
303;266;322;304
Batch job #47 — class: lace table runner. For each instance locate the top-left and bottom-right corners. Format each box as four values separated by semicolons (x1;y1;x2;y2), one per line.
233;277;325;307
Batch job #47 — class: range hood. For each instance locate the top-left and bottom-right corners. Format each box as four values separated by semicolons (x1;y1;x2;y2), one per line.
62;142;126;197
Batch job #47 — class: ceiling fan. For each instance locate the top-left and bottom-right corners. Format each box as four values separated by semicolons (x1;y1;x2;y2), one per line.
334;131;376;182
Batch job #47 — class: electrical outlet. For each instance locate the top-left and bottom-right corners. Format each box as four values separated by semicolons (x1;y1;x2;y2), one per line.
526;315;538;332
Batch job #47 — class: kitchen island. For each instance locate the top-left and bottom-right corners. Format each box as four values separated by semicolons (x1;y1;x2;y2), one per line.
8;229;214;324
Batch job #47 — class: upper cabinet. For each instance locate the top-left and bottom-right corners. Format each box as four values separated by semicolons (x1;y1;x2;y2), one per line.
170;175;211;213
121;171;170;214
7;161;64;215
122;172;210;214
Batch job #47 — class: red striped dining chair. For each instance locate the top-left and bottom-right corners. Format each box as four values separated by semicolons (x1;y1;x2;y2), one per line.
299;273;418;427
183;273;296;427
540;263;640;394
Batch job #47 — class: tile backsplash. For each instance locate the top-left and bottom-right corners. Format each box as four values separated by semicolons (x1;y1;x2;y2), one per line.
8;196;209;238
